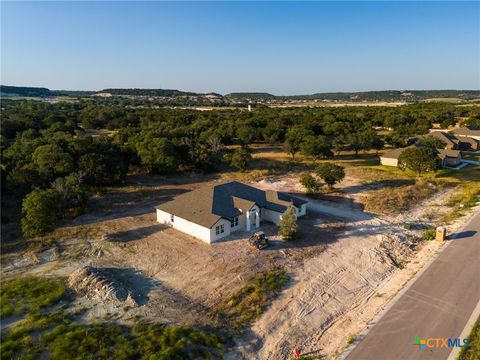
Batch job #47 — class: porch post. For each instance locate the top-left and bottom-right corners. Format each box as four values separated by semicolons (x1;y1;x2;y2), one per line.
246;211;251;231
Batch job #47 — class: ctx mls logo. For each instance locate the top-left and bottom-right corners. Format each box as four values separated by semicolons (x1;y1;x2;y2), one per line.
412;337;427;351
412;336;469;351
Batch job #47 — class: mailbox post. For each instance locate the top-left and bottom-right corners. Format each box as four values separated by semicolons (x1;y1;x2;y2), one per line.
436;226;447;241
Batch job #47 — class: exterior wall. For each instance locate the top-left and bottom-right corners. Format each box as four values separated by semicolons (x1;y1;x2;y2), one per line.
380;157;398;167
230;213;246;234
156;202;308;244
263;208;282;225
209;218;232;242
443;155;461;167
262;204;306;226
156;209;213;243
297;204;307;217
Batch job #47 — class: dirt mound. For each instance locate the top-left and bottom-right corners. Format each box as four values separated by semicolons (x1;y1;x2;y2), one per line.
69;266;138;307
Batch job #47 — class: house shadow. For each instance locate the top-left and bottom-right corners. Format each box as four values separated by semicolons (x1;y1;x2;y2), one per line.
274;218;342;250
68;187;189;227
106;224;167;243
126;173;220;187
447;230;477;240
220;217;342;250
289;192;376;222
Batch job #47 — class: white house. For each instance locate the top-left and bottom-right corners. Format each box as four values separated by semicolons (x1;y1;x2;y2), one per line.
156;181;307;244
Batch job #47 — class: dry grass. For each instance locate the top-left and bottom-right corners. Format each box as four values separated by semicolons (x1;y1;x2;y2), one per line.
216;267;288;330
362;182;438;215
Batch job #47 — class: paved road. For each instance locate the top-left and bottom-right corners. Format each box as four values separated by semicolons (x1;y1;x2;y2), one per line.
345;211;480;360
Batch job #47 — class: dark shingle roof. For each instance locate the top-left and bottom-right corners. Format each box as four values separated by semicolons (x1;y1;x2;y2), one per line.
380;148;406;160
156;181;307;228
429;131;458;147
380;146;460;161
453;128;480;137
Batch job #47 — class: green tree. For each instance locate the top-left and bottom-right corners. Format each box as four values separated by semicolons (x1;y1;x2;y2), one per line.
332;136;345;155
385;133;406;148
135;136;177;173
279;206;297;241
437;110;456;128
237;125;256;147
52;173;88;212
316;163;345;189
6;163;42;194
79;153;126;186
397;147;438;177
284;127;314;160
229;147;252;172
299;173;320;195
300;136;333;162
417;135;447;149
21;189;62;238
347;133;363;157
32;144;74;182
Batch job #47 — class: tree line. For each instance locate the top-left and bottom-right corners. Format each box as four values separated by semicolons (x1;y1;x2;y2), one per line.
1;98;479;237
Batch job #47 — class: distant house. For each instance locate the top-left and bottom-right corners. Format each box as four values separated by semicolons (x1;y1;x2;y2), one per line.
380;146;462;168
429;131;458;149
156;181;307;244
428;130;479;152
452;128;480;141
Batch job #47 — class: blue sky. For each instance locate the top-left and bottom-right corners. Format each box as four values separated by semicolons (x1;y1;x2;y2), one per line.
1;1;479;94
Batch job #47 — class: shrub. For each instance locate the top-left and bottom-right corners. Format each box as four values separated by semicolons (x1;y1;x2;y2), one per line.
279;206;298;241
423;228;436;241
299;173;320;195
1;276;224;360
219;268;288;330
21;189;62;238
1;277;67;318
316;163;345;189
229;147;252;172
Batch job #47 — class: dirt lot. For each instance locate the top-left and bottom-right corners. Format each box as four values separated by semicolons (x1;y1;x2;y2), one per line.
1;174;342;328
1;170;476;359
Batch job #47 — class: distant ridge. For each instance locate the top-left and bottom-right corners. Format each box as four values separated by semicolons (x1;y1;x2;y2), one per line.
1;85;52;97
225;92;276;100
99;88;198;97
0;85;94;97
1;85;479;102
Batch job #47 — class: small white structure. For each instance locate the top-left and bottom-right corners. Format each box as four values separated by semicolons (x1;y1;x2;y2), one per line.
156;181;307;244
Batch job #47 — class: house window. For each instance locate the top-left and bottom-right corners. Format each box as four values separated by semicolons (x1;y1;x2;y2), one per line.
170;214;174;222
215;224;225;235
230;216;239;228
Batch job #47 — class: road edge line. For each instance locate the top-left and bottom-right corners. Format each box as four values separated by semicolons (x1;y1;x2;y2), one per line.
447;299;480;360
338;210;480;360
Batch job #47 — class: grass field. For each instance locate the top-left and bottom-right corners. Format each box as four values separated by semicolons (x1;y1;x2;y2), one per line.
0;276;224;360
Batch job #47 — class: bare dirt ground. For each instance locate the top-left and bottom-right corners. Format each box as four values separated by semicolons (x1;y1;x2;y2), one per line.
1;171;475;360
228;175;476;360
1;174;341;329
